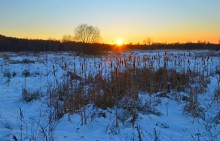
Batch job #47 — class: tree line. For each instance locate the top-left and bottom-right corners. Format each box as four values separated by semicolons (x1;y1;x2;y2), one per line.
0;34;219;53
0;34;112;54
0;23;219;53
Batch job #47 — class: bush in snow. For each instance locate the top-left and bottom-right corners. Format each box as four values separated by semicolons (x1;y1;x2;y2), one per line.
22;88;41;102
3;70;16;78
22;69;31;77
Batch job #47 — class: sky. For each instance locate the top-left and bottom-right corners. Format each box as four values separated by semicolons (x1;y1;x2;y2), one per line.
0;0;220;44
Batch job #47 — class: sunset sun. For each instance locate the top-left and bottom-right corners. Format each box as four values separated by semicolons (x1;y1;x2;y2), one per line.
116;39;123;46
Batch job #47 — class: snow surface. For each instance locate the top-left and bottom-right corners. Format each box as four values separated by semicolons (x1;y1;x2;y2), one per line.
0;50;219;141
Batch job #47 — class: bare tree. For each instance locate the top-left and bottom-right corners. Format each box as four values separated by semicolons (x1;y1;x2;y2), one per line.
143;37;153;45
62;35;74;42
74;24;101;43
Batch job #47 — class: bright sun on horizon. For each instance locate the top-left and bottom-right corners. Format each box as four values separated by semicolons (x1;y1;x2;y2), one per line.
116;39;123;46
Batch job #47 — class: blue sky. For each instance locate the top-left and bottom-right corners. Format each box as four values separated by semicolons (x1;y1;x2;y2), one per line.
0;0;220;43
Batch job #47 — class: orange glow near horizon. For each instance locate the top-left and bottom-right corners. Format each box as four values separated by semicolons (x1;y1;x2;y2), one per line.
1;33;219;45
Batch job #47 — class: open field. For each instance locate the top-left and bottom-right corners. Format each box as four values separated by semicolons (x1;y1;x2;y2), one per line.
0;50;219;141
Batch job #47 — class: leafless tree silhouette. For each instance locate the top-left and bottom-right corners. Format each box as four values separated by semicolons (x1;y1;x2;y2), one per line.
74;24;100;43
143;37;152;45
62;35;74;42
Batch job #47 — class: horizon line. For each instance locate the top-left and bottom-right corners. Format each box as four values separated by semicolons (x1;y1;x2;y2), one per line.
1;33;219;45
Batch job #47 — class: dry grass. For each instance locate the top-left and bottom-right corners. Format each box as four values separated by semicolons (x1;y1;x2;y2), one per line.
50;65;207;120
38;51;216;121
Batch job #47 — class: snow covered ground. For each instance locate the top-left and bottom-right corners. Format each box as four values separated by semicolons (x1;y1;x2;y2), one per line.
0;50;219;141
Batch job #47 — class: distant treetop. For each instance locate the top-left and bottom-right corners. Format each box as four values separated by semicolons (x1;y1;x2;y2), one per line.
74;24;101;43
